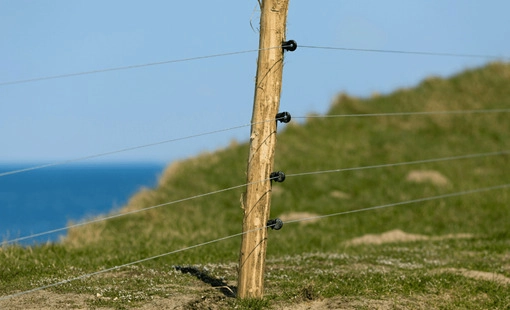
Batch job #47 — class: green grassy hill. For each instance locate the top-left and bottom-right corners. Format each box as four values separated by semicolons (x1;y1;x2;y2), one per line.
1;62;509;309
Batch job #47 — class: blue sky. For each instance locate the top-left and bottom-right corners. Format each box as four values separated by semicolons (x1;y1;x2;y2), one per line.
1;1;509;164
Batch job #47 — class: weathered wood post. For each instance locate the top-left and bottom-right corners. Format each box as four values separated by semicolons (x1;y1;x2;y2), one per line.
237;0;290;299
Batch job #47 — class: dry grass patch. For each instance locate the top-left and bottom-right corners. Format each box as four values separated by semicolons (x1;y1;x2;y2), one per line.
345;229;473;246
278;212;321;225
435;268;510;285
329;190;351;199
406;170;450;186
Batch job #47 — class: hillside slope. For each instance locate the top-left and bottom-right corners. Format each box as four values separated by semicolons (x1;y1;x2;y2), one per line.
2;62;509;309
66;62;510;257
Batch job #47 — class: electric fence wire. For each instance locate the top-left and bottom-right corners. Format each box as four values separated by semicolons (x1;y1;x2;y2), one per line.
295;108;510;119
1;40;507;176
0;230;245;301
300;44;509;60
2;181;509;301
282;183;510;225
3;180;258;245
4;149;508;245
2;43;507;87
2;40;509;244
0;46;285;87
2;108;507;179
285;150;510;179
0;118;278;178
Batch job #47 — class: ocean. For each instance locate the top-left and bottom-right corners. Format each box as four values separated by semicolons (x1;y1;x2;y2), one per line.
0;163;165;245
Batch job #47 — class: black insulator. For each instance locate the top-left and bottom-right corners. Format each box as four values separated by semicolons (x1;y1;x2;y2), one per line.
276;111;291;123
267;218;284;230
282;40;297;52
270;171;286;183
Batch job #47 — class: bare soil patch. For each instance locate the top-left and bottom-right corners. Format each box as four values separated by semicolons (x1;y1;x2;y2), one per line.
0;288;221;310
0;290;89;310
279;294;456;310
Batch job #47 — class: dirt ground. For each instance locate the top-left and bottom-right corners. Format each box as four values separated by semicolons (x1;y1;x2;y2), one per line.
0;289;447;310
0;291;428;310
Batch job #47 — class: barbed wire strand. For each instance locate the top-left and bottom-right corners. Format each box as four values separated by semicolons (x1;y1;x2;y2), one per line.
300;45;509;60
2;182;508;301
0;46;286;87
4;149;508;244
295;108;510;119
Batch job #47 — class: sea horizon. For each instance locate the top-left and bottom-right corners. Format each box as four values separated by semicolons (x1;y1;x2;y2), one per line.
1;162;166;245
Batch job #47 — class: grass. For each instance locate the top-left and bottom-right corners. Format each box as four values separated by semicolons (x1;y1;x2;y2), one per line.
1;62;510;309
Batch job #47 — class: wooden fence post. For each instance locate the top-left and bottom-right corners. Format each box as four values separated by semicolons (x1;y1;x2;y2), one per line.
237;0;290;299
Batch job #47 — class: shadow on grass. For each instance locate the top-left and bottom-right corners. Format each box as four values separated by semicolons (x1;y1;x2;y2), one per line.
174;265;237;298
